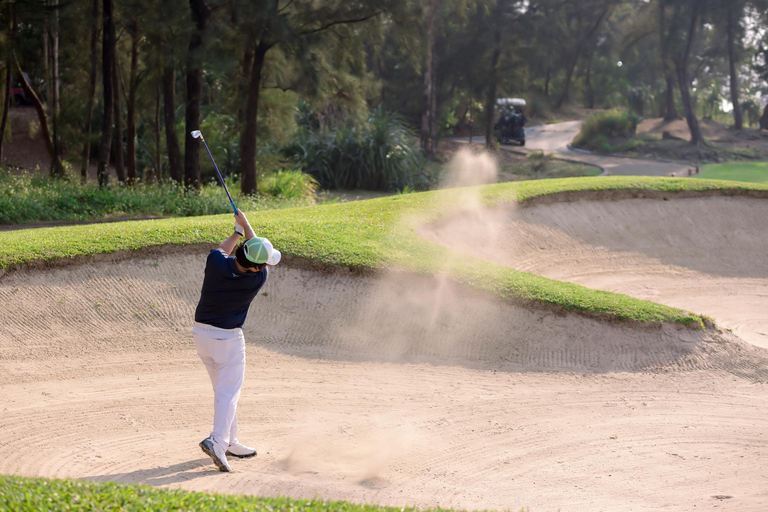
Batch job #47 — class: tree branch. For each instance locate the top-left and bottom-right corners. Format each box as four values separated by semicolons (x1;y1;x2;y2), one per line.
298;10;383;37
210;0;236;15
278;0;295;14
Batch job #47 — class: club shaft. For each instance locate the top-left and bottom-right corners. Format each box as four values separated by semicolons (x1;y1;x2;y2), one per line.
199;136;237;214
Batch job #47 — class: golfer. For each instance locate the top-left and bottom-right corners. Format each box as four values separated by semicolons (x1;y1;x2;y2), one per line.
194;209;281;472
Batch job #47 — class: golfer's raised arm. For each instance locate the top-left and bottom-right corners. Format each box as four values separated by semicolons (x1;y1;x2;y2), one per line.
218;228;241;255
235;209;257;240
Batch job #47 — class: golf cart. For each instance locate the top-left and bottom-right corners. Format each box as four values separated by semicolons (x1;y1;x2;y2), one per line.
494;98;526;146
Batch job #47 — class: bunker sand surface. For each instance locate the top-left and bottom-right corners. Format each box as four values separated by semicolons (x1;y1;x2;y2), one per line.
2;196;768;511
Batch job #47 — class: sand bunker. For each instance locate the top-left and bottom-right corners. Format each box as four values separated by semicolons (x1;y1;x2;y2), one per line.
421;195;768;349
2;194;768;511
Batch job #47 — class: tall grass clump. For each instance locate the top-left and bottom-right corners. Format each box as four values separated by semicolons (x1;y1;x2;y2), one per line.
0;172;316;225
259;169;319;199
572;109;639;153
282;107;429;191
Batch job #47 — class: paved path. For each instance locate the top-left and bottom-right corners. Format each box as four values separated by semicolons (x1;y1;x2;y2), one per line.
459;120;694;177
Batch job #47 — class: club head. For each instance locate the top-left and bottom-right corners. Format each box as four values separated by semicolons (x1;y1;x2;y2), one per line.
190;130;202;139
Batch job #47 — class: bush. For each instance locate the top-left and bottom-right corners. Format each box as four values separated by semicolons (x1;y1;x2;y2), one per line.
282;108;428;191
572;109;639;152
259;169;319;199
526;151;554;173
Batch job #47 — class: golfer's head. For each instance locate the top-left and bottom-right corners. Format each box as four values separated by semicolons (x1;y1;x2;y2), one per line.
235;237;281;272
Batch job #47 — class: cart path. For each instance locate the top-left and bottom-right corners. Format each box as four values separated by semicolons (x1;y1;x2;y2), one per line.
457;120;693;177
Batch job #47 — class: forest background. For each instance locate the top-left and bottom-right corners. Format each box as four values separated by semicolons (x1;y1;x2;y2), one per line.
2;0;768;198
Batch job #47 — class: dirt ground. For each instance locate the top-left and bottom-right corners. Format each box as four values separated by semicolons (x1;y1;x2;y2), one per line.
2;187;768;511
628;117;768;163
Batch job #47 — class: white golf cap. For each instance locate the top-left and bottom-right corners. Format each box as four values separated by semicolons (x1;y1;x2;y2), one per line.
243;237;281;266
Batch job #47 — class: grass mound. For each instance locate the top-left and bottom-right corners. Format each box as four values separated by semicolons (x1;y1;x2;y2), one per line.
0;474;434;512
3;176;767;327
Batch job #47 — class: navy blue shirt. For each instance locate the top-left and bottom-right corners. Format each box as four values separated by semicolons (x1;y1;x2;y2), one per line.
194;249;268;329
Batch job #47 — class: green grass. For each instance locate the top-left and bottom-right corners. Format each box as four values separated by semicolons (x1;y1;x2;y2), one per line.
0;474;446;512
498;153;602;180
697;162;768;184
0;172;317;225
3;176;766;328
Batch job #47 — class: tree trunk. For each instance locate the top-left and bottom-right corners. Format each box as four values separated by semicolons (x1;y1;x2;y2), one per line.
584;51;594;109
484;23;501;148
112;47;126;182
675;8;704;145
420;0;438;157
126;14;140;182
184;0;212;190
658;1;677;120
556;9;610;109
155;77;162;181
97;0;115;187
49;0;63;178
0;62;10;165
81;0;99;182
163;66;183;183
662;75;676;120
14;58;65;176
726;1;743;130
240;42;269;195
760;104;768;131
555;58;578;109
0;7;14;165
237;39;254;171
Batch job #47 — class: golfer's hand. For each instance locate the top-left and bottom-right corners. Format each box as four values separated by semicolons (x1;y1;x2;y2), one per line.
235;210;256;239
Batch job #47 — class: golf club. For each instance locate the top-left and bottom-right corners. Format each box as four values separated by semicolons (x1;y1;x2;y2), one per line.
191;130;238;215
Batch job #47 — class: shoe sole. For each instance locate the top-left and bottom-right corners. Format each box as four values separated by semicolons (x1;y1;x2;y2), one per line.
199;440;231;472
226;450;257;459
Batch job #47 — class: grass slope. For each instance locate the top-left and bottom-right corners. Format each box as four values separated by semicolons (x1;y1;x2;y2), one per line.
0;474;444;512
698;162;768;184
2;176;767;326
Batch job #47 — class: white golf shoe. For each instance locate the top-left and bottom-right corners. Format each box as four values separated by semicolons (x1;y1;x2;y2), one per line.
199;436;232;472
226;441;257;458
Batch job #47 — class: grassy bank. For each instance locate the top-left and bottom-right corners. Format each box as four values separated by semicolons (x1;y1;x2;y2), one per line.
0;171;317;225
3;176;766;327
697;162;768;184
0;474;436;512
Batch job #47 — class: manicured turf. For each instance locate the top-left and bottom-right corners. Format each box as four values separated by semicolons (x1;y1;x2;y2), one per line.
2;176;767;327
0;474;441;512
697;162;768;184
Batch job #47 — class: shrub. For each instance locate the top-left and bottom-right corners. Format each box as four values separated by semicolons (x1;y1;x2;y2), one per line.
527;151;556;173
572;109;639;152
259;169;318;199
282;108;428;191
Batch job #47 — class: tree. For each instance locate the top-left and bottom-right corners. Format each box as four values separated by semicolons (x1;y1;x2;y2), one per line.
420;0;439;156
0;4;15;165
80;0;99;181
664;0;705;144
724;0;745;129
184;0;231;189
553;0;615;109
658;0;677;119
97;0;116;186
235;0;399;195
125;13;141;182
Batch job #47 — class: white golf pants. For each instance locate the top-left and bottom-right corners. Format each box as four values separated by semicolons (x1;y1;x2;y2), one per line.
193;322;246;451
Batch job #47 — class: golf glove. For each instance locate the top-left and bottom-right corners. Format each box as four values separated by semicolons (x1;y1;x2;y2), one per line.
234;221;245;236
